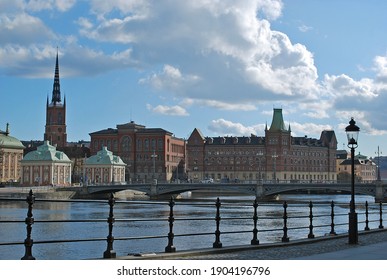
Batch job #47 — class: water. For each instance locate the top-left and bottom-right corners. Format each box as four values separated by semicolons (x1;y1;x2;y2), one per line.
0;193;381;260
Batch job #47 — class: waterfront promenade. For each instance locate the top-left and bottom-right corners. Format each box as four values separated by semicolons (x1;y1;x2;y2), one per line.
120;229;387;260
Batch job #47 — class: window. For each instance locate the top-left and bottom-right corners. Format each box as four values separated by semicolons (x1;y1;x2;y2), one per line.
158;139;163;151
121;136;131;152
151;139;156;151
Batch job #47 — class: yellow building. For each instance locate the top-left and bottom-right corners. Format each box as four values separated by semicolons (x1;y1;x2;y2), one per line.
338;153;377;183
0;124;25;184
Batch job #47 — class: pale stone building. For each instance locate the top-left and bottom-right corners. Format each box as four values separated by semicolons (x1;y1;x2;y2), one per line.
84;146;126;185
21;141;72;186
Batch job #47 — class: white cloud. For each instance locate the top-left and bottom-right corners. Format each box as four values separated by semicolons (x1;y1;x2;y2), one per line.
180;98;256;111
208;119;264;136
24;0;76;12
77;0;320;103
289;122;333;137
146;104;189;116
324;74;377;99
374;55;387;84
298;24;313;33
3;0;387;136
0;44;135;77
140;65;200;94
0;13;55;45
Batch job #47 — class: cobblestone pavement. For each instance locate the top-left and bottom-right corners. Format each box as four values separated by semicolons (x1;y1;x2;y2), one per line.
184;230;387;260
123;229;387;260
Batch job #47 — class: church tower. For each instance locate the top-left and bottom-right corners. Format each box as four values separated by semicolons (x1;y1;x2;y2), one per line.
44;50;67;148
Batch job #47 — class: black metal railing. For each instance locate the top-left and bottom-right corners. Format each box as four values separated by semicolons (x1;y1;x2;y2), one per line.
0;190;385;260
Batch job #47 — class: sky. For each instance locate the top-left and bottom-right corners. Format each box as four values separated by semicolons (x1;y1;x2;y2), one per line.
1;0;387;158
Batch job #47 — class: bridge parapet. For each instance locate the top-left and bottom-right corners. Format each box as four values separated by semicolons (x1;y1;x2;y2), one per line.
86;182;387;201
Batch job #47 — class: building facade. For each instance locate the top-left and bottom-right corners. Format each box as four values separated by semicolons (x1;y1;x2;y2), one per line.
84;146;126;184
21;141;72;186
186;109;338;183
338;153;377;183
89;121;186;182
0;124;25;184
44;51;67;148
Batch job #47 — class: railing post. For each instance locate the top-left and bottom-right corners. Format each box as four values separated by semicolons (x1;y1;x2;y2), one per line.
379;202;384;229
251;198;259;245
103;193;116;258
308;201;314;239
282;201;289;242
364;201;370;231
21;189;35;260
213;197;222;248
329;200;336;235
165;197;176;253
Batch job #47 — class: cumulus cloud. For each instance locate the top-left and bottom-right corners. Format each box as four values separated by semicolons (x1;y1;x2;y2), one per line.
140;65;200;94
0;13;55;45
24;0;76;12
374;55;387;84
3;0;387;136
208;119;264;136
289;122;333;137
79;0;319;103
146;104;189;116
0;44;135;77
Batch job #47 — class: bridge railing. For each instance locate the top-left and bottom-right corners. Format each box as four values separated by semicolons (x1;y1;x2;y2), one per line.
0;190;386;260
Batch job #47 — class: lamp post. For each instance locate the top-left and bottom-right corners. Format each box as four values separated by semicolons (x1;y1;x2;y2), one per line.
151;150;157;181
256;151;263;183
376;146;382;181
345;117;360;244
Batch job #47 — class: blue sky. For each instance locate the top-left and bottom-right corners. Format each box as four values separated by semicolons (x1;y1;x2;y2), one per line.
1;0;387;158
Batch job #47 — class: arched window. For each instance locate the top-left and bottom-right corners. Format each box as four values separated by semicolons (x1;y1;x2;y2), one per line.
144;139;149;151
121;136;132;152
158;139;163;151
151;139;156;151
137;139;142;150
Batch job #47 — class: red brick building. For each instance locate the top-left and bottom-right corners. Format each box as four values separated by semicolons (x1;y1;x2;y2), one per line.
89;121;186;182
187;109;338;183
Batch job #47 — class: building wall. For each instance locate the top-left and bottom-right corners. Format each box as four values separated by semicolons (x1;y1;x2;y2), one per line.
89;122;186;182
0;148;23;183
84;165;125;184
187;113;337;183
44;104;67;148
21;162;72;186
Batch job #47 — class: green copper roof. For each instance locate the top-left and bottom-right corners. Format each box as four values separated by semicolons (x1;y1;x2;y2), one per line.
269;108;288;132
85;146;126;166
0;124;25;150
22;141;71;162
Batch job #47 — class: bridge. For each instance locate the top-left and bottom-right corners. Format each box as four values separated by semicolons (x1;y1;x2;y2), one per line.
86;181;387;202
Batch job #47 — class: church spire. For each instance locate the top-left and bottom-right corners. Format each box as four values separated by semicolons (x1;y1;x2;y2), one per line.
51;49;61;105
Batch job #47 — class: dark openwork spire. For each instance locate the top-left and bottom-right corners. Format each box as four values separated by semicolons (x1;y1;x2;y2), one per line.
51;49;61;104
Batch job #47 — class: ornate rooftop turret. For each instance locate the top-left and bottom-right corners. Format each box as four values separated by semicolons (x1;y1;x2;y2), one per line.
269;108;289;132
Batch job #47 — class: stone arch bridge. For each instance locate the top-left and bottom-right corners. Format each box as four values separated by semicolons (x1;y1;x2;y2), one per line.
86;182;387;202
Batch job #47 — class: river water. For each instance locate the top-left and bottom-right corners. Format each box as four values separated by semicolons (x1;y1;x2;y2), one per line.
0;192;382;260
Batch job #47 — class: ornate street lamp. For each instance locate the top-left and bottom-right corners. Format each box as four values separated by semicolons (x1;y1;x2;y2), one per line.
345;117;360;244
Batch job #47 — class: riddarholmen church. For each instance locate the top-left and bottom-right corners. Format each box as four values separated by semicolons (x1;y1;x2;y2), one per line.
186;108;338;183
22;51;90;183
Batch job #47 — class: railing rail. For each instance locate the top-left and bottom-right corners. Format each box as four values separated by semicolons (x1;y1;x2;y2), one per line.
0;190;385;260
